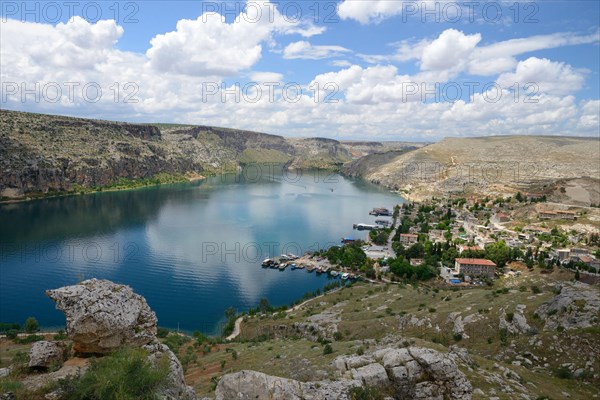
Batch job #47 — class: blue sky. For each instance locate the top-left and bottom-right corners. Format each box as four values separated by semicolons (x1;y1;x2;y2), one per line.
1;1;599;140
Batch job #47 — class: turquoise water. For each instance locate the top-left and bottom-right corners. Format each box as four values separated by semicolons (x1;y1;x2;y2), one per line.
0;168;401;334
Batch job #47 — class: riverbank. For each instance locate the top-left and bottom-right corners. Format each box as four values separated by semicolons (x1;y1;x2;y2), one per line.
0;172;209;204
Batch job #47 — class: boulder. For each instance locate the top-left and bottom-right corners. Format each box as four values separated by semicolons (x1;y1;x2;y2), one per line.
215;370;360;400
46;279;157;354
143;342;196;400
351;363;389;387
28;341;66;369
46;279;196;399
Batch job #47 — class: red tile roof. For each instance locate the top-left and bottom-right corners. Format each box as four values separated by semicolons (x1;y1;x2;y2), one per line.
455;258;497;267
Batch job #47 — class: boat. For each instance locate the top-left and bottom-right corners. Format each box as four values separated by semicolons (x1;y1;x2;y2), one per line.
290;263;297;270
341;237;356;244
262;258;274;267
353;223;377;231
330;270;339;277
341;272;349;280
307;265;315;272
278;263;288;271
369;207;392;216
315;266;323;274
296;264;305;269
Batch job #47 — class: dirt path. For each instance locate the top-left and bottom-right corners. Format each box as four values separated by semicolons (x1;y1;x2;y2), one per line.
225;317;243;341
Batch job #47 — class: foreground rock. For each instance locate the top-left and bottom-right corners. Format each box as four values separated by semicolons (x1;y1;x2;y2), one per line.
338;346;472;399
46;279;157;354
28;341;66;369
215;370;361;400
45;279;196;399
215;345;472;400
144;342;197;400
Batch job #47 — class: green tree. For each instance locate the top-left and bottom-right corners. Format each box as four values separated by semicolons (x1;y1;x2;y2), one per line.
24;317;39;333
485;241;510;267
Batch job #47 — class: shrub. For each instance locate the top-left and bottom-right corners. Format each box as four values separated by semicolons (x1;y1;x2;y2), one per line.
453;333;463;342
554;366;573;379
531;286;541;294
14;334;44;344
506;312;515;322
24;317;39;333
349;386;385;400
6;329;19;340
163;334;191;354
156;327;169;338
59;347;170;400
333;331;343;341
323;344;333;355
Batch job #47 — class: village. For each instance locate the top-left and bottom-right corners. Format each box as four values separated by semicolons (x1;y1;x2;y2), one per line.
259;193;600;286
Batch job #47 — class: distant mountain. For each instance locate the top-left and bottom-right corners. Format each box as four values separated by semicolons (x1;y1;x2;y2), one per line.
342;135;600;205
0;110;373;200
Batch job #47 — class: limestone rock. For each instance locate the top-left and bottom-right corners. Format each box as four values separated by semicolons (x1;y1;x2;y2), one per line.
536;282;600;331
28;341;66;369
351;363;389;386
46;279;157;354
499;305;532;335
215;370;360;400
143;341;196;400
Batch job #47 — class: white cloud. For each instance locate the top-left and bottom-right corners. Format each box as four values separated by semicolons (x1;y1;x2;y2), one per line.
283;41;351;60
360;30;599;81
337;0;406;24
146;2;325;77
420;29;481;77
330;60;353;68
1;16;598;141
249;71;284;82
497;57;586;96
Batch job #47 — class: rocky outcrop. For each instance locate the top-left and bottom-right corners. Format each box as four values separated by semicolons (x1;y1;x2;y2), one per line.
46;279;196;399
535;282;600;331
499;304;533;335
143;342;197;400
28;341;66;369
215;345;472;400
46;279;157;354
336;346;472;400
215;370;361;400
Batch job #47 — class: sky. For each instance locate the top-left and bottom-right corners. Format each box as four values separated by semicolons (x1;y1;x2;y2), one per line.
1;0;599;141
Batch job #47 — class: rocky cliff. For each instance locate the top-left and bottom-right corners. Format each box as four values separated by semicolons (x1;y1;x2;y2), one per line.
0;110;352;200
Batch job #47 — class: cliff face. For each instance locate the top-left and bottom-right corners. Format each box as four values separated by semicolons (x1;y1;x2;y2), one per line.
0;110;352;200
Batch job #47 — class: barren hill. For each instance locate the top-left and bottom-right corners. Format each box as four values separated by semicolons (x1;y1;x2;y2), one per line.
343;136;600;204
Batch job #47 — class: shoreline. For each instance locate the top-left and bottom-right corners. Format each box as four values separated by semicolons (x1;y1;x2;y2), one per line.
0;173;209;205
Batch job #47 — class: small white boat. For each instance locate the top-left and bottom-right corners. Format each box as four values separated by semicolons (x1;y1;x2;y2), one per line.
341;273;349;280
330;270;339;277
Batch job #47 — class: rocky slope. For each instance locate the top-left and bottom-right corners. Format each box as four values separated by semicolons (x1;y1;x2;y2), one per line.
0;110;353;200
28;279;196;399
342;136;600;203
1;270;598;399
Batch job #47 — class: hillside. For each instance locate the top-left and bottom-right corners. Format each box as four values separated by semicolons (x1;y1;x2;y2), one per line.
0;110;354;200
2;269;598;399
342;136;600;204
